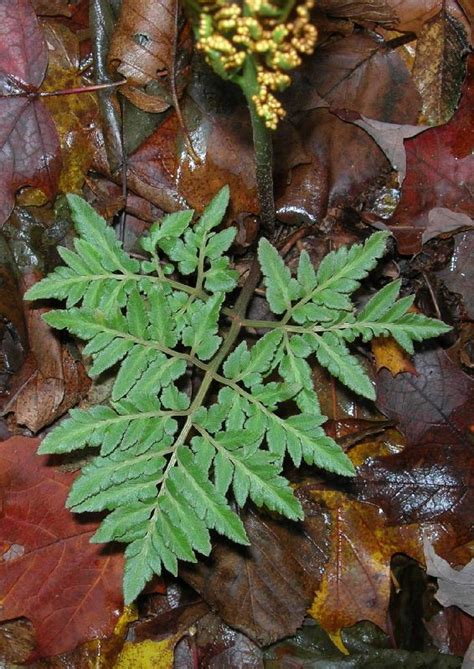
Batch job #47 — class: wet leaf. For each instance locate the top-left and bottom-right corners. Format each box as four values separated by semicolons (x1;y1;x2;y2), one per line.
265;619;462;668
276;33;421;225
0;437;125;661
436;230;474;319
388;56;473;253
89;0;124;174
0;618;35;665
114;635;179;669
127;62;259;216
0;207;90;432
376;347;474;445
352;441;473;533
308;491;423;634
335;110;427;183
40;22;100;194
0;0;61;225
0;235;27;394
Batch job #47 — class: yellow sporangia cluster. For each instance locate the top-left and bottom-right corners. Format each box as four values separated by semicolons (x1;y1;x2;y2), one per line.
196;0;317;129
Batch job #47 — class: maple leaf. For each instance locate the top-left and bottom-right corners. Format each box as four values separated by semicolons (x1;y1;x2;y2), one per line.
0;437;126;661
376;347;474;445
387;55;474;253
0;0;61;225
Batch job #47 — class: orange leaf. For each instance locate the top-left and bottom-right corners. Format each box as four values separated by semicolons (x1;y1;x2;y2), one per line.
371;336;417;376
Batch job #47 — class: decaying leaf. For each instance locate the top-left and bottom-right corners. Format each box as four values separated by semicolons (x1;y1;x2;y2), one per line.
335;110;428;183
108;0;191;112
265;618;462;667
40;22;100;194
276;33;421;225
436;230;474;319
384;0;444;33
114;636;180;669
0;207;90;433
423;209;474;245
371;336;417;375
412;7;469;124
353;441;474;533
127;63;259;216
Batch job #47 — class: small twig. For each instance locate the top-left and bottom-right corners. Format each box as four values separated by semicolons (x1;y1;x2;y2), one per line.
277;225;313;256
38;80;126;97
117;94;128;244
422;271;442;320
385;33;416;50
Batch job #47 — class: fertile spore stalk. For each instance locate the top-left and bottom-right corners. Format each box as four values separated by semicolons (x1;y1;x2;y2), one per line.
189;0;318;231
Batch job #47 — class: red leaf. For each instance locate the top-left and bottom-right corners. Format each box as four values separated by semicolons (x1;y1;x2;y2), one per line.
375;347;474;446
388;56;474;253
353;441;474;532
0;0;61;225
0;437;124;661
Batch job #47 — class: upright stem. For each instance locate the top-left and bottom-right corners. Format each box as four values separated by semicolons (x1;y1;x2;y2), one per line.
241;60;276;234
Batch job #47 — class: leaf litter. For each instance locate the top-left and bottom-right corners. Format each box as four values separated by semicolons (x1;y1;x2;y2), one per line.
0;0;472;666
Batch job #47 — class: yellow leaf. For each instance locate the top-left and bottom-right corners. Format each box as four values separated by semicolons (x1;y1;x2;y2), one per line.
328;630;349;655
371;336;416;376
40;22;99;194
113;635;180;669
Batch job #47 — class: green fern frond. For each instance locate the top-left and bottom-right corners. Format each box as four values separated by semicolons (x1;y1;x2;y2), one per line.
26;188;449;604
